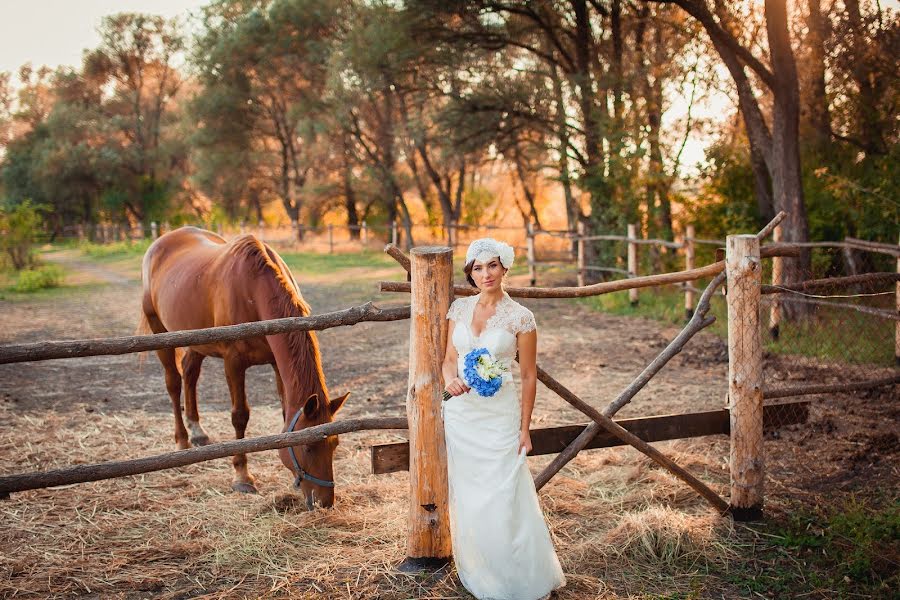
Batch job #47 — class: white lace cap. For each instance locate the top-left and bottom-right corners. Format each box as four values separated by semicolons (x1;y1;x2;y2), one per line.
465;238;515;270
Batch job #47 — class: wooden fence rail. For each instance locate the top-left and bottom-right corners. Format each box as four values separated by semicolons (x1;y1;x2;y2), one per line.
0;417;408;497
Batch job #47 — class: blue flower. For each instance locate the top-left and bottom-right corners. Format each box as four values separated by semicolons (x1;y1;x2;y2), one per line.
462;347;504;397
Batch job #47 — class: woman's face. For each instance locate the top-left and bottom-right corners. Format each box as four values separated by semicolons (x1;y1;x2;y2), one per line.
471;257;507;291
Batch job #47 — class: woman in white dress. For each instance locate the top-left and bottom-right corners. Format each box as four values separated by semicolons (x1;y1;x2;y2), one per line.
441;238;566;600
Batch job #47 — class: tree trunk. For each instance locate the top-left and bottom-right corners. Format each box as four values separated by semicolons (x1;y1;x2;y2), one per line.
766;0;811;318
805;0;831;150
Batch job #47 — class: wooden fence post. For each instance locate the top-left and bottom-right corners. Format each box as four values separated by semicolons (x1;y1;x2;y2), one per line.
527;222;536;287
768;225;783;339
163;222;170;237
400;246;453;571
391;221;398;246
628;223;639;307
726;234;764;521
328;224;335;253
257;220;264;241
362;221;368;247
577;221;586;287
685;224;695;319
151;222;158;240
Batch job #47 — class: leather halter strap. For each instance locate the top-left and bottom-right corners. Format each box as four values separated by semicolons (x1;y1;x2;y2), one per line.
286;409;335;489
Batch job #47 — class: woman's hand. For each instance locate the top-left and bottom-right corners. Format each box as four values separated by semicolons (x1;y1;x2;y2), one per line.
518;430;533;455
444;377;471;397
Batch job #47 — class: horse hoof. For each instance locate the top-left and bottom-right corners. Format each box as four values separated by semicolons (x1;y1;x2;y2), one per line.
190;434;211;447
231;482;258;494
176;440;190;450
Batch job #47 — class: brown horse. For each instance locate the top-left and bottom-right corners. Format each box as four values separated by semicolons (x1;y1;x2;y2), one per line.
139;227;349;507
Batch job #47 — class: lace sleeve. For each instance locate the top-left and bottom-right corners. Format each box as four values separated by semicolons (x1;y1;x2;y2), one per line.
446;297;466;322
514;305;537;335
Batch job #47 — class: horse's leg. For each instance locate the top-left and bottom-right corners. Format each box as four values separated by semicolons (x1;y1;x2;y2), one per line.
145;312;189;450
182;349;211;447
273;363;286;409
157;347;189;450
224;357;257;494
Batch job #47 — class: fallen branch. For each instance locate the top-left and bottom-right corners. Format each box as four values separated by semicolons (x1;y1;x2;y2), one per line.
0;303;411;365
0;416;408;497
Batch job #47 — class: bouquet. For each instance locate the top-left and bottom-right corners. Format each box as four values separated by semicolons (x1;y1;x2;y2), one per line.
443;347;508;400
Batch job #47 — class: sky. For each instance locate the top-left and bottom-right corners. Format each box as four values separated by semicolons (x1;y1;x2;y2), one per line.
0;0;204;77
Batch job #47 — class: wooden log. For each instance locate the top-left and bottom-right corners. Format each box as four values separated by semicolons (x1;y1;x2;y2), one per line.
401;246;452;570
577;221;585;287
532;363;729;513
527;223;536;287
756;210;786;241
768;225;784;339
763;374;900;400
533;272;725;490
726;234;764;521
0;416;408;497
379;245;799;299
372;403;809;474
844;236;900;257
628;224;639;306
685;225;695;319
761;295;899;321
0;303;411;365
760;272;900;294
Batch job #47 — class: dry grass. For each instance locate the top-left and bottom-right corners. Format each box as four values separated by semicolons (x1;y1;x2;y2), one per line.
0;399;744;599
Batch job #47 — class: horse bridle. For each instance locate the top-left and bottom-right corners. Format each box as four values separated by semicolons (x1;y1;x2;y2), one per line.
285;409;335;489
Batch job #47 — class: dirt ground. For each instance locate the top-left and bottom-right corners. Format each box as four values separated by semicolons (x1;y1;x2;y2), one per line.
0;250;897;599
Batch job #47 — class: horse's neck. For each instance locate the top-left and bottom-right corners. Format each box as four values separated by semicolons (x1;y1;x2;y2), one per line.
255;276;328;408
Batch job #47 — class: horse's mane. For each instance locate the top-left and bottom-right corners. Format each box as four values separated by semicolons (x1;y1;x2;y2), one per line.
230;235;329;403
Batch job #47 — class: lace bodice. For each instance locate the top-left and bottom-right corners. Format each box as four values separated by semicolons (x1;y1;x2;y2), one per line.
446;291;536;368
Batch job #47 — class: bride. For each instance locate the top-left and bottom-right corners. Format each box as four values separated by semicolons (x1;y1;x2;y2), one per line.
441;238;566;600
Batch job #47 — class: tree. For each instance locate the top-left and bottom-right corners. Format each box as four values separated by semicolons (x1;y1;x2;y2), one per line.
85;13;186;223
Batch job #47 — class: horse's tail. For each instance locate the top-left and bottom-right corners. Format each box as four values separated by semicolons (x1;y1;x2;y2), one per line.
135;311;152;369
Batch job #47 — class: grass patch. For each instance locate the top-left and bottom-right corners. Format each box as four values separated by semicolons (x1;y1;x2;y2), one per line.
278;250;397;276
12;264;65;292
77;239;152;260
579;283;896;366
724;498;899;597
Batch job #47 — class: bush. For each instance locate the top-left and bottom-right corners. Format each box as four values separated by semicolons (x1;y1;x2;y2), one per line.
0;199;48;270
13;264;65;292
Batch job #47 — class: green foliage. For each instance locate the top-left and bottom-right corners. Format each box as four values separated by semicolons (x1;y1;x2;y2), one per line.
0;199;48;269
78;239;151;259
12;264;64;292
460;186;495;226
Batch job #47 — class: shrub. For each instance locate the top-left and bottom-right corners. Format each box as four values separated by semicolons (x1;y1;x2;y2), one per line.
0;199;48;270
13;264;65;292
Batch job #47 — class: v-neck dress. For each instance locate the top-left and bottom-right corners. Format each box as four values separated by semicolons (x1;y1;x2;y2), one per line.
443;291;566;600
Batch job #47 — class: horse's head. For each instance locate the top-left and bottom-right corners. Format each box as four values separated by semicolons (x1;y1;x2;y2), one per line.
278;391;349;509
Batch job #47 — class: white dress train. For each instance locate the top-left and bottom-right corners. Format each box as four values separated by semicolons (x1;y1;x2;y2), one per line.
443;292;566;600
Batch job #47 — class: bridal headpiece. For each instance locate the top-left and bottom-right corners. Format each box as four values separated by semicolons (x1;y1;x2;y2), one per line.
465;238;515;270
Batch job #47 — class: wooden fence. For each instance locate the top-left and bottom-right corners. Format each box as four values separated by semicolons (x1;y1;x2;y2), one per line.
3;212;899;570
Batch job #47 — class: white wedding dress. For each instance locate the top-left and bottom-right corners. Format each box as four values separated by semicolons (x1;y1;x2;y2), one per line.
443;291;566;600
